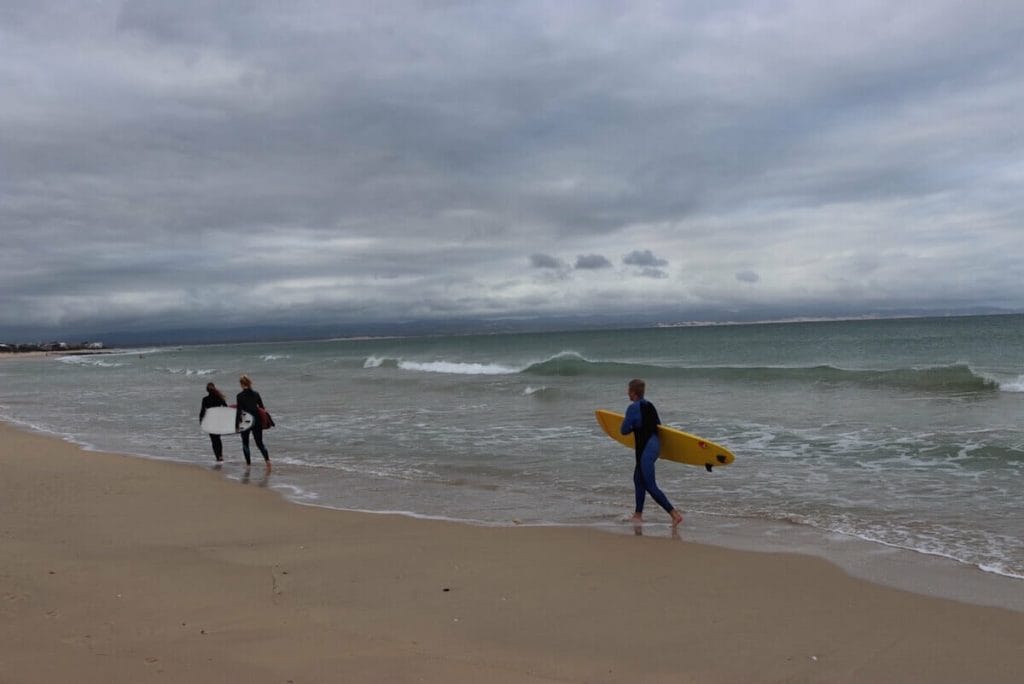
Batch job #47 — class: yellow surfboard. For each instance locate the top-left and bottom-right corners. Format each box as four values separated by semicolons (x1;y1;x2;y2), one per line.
595;409;735;471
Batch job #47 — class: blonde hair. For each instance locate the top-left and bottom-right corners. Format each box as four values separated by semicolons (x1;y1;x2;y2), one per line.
239;374;253;388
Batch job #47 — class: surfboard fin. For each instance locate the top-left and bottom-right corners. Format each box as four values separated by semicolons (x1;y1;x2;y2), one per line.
705;463;713;472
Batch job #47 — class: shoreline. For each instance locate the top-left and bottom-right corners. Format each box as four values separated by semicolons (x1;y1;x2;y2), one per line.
2;421;1023;682
675;511;1024;612
4;410;1022;614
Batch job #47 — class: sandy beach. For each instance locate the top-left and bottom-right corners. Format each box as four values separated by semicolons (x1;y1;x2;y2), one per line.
1;422;1021;683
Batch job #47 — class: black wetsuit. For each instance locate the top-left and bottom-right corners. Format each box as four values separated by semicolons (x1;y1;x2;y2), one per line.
236;388;269;464
199;393;227;460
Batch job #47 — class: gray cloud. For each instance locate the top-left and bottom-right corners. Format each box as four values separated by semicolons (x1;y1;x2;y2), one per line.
574;254;612;270
623;250;669;268
638;268;669;280
2;1;1023;338
530;254;564;270
736;271;760;284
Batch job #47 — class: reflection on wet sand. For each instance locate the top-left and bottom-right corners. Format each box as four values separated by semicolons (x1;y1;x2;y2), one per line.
241;463;272;488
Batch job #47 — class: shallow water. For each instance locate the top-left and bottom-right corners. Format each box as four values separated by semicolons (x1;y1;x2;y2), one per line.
2;315;1022;592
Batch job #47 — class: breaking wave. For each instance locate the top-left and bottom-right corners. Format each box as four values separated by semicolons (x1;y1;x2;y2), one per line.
365;351;1005;393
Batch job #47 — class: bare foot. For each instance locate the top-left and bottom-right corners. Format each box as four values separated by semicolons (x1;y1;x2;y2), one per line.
629;513;643;523
670;509;684;527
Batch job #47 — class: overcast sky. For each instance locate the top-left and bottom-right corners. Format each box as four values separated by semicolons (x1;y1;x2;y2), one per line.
3;1;1023;339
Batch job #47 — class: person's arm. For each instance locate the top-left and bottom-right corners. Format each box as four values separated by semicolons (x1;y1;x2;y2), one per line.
235;396;243;430
255;391;265;409
620;402;640;435
199;402;206;423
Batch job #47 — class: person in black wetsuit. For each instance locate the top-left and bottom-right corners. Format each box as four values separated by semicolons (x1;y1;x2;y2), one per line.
199;382;228;462
236;374;271;470
620;378;683;527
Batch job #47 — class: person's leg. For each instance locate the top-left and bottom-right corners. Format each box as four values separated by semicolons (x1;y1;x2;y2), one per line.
640;441;674;513
251;424;270;461
209;434;223;461
240;429;252;465
640;443;684;525
632;461;646;519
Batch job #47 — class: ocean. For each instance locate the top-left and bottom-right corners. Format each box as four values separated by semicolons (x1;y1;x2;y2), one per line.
2;314;1022;603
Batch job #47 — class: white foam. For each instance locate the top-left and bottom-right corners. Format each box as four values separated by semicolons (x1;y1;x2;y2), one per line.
299;504;534;528
0;413;104;453
978;563;1024;580
397;360;517;375
268;482;321;502
1001;374;1024;392
57;355;127;368
159;367;217;376
363;350;598;377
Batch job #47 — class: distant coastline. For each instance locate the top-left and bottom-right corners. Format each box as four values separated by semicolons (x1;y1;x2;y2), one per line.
0;341;107;355
2;310;1021;349
654;311;1024;328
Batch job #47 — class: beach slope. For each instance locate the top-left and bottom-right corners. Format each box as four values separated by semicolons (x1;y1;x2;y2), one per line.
1;423;1021;683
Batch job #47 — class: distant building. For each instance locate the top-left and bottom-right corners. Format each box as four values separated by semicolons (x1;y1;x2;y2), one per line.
0;341;107;353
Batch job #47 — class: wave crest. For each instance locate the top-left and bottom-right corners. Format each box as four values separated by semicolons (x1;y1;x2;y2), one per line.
525;358;1002;393
365;350;1002;393
363;355;515;375
57;356;127;368
159;367;218;377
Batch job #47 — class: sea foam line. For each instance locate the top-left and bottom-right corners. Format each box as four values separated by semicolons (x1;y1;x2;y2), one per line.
779;513;1024;583
57;355;127;368
397;360;518;375
363;351;592;376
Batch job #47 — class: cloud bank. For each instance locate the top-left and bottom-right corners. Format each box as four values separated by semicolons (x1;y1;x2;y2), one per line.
2;1;1023;338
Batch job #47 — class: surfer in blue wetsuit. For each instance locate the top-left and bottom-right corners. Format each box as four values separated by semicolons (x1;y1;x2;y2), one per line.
621;379;684;527
236;374;271;470
199;382;228;462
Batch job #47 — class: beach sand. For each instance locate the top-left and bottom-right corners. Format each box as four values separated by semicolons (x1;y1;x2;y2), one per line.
1;422;1021;683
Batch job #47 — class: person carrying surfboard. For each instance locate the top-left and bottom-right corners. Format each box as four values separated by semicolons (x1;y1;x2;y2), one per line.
621;379;684;527
236;374;271;470
199;382;228;462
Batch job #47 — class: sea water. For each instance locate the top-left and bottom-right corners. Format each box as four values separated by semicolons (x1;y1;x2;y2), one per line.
2;315;1022;600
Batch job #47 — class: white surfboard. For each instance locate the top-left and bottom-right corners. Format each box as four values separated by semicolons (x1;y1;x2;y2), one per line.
201;406;254;435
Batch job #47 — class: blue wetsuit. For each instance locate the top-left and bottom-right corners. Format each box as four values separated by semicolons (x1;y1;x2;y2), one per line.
621;398;674;514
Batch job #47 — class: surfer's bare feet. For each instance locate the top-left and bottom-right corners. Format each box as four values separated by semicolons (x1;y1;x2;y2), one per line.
670;509;684;527
629;513;643;523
